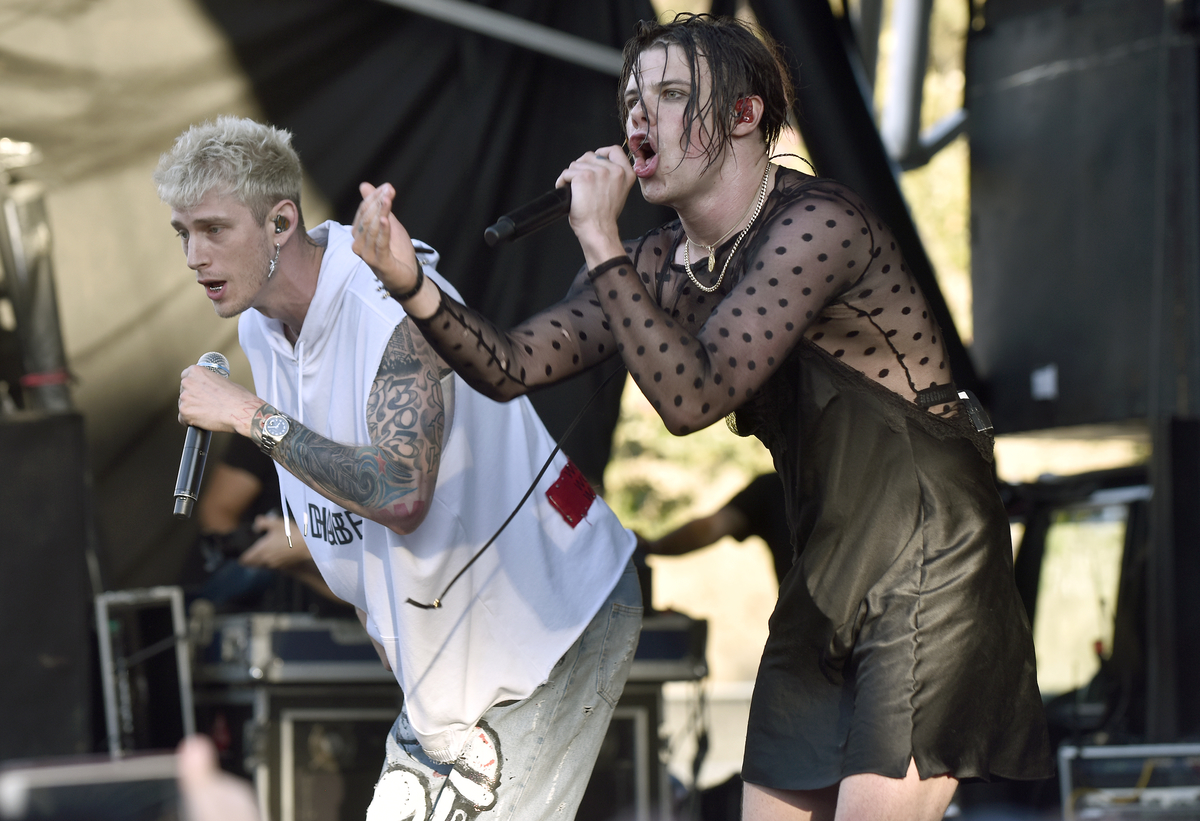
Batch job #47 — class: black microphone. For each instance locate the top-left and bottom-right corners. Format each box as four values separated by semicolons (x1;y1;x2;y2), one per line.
483;187;571;246
173;351;231;519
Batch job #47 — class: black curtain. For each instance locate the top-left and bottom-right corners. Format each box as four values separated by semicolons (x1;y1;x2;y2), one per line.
196;0;668;487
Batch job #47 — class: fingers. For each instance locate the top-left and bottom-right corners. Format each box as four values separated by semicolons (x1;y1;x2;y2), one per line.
352;183;395;253
351;183;422;296
558;146;635;193
240;532;276;567
594;144;634;168
555;147;635;255
352;186;408;293
177;368;261;436
360;184;393;226
241;520;296;569
177;364;217;409
177;735;261;821
177;367;199;423
177;734;219;791
238;543;266;567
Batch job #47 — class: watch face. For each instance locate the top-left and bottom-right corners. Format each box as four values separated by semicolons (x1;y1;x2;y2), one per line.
264;415;290;438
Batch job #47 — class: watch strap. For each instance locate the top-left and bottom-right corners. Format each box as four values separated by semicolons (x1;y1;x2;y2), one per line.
258;413;290;456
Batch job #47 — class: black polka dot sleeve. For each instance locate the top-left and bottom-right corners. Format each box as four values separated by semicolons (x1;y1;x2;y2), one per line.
408;261;621;401
409;169;956;433
588;186;871;433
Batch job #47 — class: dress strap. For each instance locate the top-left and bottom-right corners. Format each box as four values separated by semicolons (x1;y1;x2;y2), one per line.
914;383;958;408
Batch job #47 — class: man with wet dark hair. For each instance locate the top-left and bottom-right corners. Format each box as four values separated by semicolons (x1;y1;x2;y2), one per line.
357;13;1052;821
616;14;794;173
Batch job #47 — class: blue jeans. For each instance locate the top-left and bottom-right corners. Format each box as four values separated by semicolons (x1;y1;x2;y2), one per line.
198;559;276;606
366;560;642;821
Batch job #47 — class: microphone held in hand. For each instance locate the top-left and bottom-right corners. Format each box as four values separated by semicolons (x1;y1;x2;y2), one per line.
173;351;231;519
483;187;571;246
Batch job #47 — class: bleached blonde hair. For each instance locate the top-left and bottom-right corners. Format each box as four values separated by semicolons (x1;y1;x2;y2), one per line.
154;116;304;225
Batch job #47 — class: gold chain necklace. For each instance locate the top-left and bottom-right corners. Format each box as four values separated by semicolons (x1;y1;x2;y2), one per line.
688;213;741;274
683;162;773;294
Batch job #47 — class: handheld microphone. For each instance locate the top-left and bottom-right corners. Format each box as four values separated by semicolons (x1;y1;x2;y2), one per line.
483;187;571;246
173;351;231;519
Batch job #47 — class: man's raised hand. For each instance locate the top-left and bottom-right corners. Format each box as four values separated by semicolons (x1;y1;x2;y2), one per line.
352;182;420;295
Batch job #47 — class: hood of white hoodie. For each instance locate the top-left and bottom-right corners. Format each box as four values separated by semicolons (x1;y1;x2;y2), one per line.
238;221;442;545
251;220;441;387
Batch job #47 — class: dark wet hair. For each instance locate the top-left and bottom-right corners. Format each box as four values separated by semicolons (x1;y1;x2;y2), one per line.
619;13;794;172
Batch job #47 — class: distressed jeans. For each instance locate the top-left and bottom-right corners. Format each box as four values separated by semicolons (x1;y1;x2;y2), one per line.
366;560;643;821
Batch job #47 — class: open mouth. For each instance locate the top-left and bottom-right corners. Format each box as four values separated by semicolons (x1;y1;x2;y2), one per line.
629;132;658;178
202;280;226;298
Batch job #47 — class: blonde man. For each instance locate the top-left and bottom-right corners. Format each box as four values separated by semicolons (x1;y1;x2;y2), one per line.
159;116;641;821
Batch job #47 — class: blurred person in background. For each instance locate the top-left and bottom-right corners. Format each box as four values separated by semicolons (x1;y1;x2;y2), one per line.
187;434;340;609
638;472;792;585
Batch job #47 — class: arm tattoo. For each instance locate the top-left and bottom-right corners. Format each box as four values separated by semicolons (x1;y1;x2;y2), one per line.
366;319;446;476
259;318;448;529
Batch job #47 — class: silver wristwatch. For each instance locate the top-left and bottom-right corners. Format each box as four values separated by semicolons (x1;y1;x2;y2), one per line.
258;413;291;455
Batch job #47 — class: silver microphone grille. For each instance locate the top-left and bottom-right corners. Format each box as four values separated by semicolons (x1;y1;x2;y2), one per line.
196;351;230;379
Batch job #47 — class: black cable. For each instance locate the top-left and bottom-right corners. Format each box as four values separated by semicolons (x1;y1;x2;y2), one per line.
406;364;626;609
769;151;816;174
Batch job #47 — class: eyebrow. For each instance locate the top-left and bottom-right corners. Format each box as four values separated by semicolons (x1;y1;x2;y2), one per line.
170;215;228;231
623;76;691;101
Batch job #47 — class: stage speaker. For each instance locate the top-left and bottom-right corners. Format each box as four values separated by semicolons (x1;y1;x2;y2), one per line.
967;0;1200;434
0;412;92;760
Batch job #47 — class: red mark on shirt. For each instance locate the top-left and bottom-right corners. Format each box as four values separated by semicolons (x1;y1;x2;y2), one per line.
546;459;596;527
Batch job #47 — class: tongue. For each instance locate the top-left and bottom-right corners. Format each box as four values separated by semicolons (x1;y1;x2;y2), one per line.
633;152;658;179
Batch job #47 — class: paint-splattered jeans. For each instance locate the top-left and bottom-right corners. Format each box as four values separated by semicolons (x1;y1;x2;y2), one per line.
366;560;642;821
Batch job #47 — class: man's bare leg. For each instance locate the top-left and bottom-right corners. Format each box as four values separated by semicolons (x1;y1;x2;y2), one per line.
835;759;957;821
742;759;957;821
743;782;839;821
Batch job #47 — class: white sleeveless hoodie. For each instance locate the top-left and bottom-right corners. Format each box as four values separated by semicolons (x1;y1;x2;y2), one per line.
238;221;635;761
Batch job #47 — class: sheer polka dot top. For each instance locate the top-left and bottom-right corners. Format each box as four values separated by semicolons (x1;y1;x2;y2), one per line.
410;168;957;435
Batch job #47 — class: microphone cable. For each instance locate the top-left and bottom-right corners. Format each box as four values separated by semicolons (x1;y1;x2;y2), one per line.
405;363;626;610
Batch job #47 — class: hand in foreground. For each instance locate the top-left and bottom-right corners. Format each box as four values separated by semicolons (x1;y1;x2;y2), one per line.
239;514;311;569
177;734;261;821
352;182;420;294
178;366;265;438
554;145;635;265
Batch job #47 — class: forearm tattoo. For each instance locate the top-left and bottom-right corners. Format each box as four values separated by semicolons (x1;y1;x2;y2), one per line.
255;318;448;528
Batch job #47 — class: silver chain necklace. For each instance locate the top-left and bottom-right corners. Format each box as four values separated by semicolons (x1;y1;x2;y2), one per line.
683;162;773;294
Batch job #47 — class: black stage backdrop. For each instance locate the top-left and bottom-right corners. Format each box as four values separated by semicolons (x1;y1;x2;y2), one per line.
196;0;670;487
